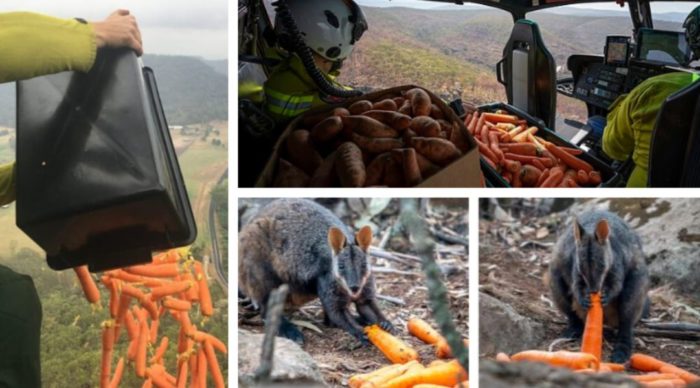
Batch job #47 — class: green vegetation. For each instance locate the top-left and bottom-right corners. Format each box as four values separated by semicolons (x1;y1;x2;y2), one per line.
211;179;228;274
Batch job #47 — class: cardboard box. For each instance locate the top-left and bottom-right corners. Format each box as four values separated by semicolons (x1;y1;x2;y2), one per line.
256;85;481;187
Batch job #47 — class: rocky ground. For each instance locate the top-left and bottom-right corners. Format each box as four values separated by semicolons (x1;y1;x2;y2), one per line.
238;198;469;387
479;198;700;386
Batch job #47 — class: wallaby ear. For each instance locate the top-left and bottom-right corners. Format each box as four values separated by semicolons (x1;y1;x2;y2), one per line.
595;219;610;243
355;225;373;252
573;218;583;243
328;227;346;255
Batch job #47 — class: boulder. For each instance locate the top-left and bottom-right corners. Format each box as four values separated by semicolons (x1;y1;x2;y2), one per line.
479;293;545;354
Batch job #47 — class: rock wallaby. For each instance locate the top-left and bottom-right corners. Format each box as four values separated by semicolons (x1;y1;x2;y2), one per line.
239;199;393;344
548;210;650;362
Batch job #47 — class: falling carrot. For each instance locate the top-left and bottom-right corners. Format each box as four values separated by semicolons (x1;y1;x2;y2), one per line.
107;357;125;388
191;330;227;354
176;359;189;388
108;281;120;318
197;348;208;388
142;378;152;388
151;281;193;300
74;266;100;304
194;262;213;317
511;350;598;370
108;270;164;288
150;336;169;364
136;319;149;378
101;320;116;388
164;297;192;312
150;319;160;345
365;324;419;364
125;263;180;278
580;292;603;366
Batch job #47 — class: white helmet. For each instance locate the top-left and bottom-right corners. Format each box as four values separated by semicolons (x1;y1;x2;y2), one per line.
275;0;368;61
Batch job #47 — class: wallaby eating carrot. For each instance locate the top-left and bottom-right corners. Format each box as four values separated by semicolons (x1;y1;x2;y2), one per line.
548;210;650;362
238;198;393;344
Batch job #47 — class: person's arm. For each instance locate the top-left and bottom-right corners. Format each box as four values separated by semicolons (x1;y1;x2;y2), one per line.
0;163;15;206
0;10;143;83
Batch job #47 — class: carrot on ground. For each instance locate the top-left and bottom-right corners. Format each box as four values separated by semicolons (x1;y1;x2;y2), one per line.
580;292;603;366
407;318;444;345
640;379;688;387
630;353;700;383
349;364;405;388
383;359;467;388
365;324;419;364
74;266;100;304
496;353;511;362
601;363;625;372
435;338;469;359
629;374;685;382
360;361;419;388
511;350;598;370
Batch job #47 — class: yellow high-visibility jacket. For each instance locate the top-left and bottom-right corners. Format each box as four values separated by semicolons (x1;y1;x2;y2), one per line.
0;12;96;206
603;72;699;187
263;54;348;123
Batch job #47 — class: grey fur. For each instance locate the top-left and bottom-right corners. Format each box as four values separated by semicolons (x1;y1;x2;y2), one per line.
239;199;392;344
549;210;650;362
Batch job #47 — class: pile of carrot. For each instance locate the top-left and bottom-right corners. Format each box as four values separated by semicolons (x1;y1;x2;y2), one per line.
349;318;468;388
467;110;604;187
73;249;227;388
494;292;699;387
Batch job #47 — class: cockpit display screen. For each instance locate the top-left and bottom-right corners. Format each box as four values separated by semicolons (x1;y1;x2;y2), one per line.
637;28;690;66
605;36;630;66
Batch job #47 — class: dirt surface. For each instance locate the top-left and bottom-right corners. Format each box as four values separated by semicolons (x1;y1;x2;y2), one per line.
479;200;700;378
238;198;469;387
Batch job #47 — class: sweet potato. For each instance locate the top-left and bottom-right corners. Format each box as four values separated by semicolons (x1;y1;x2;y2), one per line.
373;98;398;111
309;151;338;187
437;120;454;140
273;159;309;187
403;129;418;144
365;153;391;187
342;115;399;138
349;100;373;115
362;110;412;130
415;153;440;178
398;99;413;116
410;137;462;165
286;130;323;174
335;142;366;187
311;116;344;144
410;116;441;138
351;133;404;154
393;97;406;107
404;88;431;116
392;148;422;186
430;104;445;120
383;156;405;187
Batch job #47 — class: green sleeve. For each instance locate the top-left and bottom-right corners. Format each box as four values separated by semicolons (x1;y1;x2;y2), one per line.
0;162;15;206
603;93;636;161
0;12;97;83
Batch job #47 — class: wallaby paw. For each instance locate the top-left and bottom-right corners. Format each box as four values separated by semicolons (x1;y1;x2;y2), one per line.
379;320;395;333
355;333;370;346
600;292;611;306
610;346;631;363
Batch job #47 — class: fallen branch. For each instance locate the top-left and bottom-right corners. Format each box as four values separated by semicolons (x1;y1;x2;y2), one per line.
635;328;700;341
371;267;420;276
643;321;700;332
368;247;414;266
431;227;469;247
376;294;406;306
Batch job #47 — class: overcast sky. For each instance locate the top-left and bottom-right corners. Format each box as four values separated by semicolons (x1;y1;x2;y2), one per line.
0;0;227;59
356;0;699;13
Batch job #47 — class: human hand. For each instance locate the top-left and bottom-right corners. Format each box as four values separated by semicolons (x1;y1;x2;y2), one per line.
91;9;143;56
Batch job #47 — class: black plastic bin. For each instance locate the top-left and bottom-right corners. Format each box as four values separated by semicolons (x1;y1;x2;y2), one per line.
477;103;621;188
16;49;196;272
